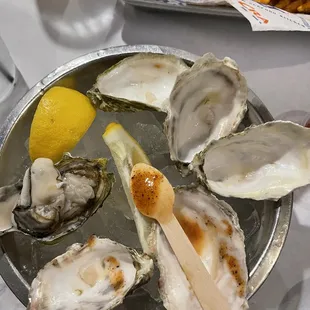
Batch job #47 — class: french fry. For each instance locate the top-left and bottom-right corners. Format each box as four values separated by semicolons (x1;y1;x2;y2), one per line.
297;0;310;12
256;0;272;4
284;0;305;12
276;0;291;8
255;0;310;13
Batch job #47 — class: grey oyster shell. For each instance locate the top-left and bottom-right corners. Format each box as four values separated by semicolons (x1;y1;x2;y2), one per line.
165;53;248;164
191;120;310;200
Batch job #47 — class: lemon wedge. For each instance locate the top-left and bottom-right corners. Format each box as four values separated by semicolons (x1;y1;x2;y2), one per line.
103;122;150;166
29;86;96;162
103;122;155;253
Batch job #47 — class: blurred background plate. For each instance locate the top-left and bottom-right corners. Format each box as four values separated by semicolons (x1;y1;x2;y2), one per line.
0;45;291;307
124;0;243;18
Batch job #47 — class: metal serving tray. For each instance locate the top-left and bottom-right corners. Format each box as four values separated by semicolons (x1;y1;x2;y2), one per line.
0;45;291;307
124;0;243;18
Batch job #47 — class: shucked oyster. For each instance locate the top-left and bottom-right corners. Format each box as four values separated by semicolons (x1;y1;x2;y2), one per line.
192;121;310;200
87;53;189;113
28;236;154;310
0;153;114;242
103;123;248;310
165;53;248;163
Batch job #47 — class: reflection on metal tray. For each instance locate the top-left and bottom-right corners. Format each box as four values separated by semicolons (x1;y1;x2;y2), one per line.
0;45;291;307
125;0;243;18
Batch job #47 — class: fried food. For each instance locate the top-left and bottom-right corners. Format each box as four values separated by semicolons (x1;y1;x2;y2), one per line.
254;0;310;13
284;0;305;12
297;0;310;12
256;0;271;4
275;0;291;9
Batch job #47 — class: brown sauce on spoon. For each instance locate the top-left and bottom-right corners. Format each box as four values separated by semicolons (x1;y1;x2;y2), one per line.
130;168;163;217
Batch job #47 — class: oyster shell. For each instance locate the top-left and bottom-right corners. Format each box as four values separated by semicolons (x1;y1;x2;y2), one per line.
157;185;248;310
27;236;154;310
87;53;189;113
165;53;248;163
0;181;22;233
192;121;310;200
0;153;114;242
103;123;248;310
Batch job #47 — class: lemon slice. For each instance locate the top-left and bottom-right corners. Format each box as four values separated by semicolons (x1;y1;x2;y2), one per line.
103;123;156;253
29;86;96;163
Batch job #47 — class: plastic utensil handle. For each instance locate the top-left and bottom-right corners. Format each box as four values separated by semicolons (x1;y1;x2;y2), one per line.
160;215;231;310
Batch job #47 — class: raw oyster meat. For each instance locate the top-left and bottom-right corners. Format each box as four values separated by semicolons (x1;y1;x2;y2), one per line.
103;123;248;310
27;236;154;310
0;153;114;242
165;53;248;163
192;121;310;200
87;53;189;113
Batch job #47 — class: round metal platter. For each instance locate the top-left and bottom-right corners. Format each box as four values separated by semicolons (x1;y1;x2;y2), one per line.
0;45;292;307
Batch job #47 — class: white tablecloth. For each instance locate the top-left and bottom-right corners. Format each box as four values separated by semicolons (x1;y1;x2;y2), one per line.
0;1;310;309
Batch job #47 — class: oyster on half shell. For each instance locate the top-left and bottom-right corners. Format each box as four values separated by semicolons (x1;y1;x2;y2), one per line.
27;236;154;310
87;53;189;113
165;53;248;163
0;153;114;242
192;121;310;200
103;123;248;310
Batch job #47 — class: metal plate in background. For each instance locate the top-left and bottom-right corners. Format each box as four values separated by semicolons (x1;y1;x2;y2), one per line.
0;45;292;307
124;0;243;18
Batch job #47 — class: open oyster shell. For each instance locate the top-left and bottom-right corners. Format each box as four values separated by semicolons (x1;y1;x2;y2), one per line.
0;153;114;242
27;236;154;310
103;124;248;310
87;53;189;113
158;185;248;310
165;53;248;163
191;121;310;200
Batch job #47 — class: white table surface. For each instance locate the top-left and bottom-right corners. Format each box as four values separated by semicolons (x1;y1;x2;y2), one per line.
0;0;310;309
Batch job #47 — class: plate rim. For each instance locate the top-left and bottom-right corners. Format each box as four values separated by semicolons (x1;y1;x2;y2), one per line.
124;0;243;18
0;44;292;306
